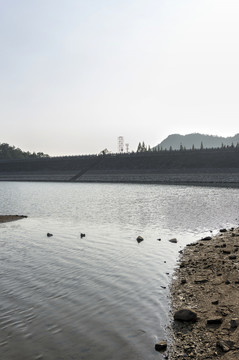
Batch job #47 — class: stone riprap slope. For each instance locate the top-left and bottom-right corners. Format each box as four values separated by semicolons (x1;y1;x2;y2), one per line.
0;171;77;182
1;168;239;186
76;169;239;187
0;148;239;186
170;228;239;359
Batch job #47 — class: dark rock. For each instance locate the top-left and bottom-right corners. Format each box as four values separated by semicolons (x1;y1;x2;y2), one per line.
207;317;223;324
169;238;177;243
201;236;212;241
157;238;161;241
194;278;208;284
212;300;219;305
47;233;53;237
181;278;187;284
216;340;234;352
80;233;86;238
220;309;229;316
216;341;230;352
225;280;231;284
155;340;167;352
174;309;197;322
230;318;239;328
220;228;227;233
222;249;231;254
229;255;236;260
136;236;144;243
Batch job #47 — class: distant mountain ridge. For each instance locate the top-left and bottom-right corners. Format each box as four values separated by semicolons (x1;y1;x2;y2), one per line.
154;133;239;150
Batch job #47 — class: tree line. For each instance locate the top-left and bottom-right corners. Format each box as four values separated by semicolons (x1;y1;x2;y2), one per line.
136;141;151;152
0;143;49;160
137;141;239;152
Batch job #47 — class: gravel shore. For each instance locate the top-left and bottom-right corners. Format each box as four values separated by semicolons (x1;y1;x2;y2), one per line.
169;227;239;359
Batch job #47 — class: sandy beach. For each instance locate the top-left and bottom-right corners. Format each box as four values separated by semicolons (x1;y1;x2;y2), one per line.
170;227;239;359
0;215;27;223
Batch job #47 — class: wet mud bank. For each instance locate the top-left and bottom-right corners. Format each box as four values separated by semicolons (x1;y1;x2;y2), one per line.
169;228;239;359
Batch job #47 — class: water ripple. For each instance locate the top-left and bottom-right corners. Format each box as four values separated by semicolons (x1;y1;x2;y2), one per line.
0;182;238;359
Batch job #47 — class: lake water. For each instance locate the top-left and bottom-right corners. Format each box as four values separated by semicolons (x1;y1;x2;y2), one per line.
0;182;238;360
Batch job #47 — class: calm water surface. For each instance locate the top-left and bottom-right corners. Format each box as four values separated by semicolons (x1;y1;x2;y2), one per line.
0;182;238;360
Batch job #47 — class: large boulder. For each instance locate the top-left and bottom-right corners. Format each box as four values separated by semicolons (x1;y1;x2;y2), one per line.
174;309;197;322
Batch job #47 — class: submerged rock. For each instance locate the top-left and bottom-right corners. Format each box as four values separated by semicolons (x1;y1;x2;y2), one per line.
136;236;144;243
169;238;177;243
155;340;167;352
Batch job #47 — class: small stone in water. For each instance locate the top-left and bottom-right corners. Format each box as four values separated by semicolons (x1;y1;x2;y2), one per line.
155;340;167;352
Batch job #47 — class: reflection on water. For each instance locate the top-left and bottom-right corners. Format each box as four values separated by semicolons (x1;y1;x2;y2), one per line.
0;182;238;360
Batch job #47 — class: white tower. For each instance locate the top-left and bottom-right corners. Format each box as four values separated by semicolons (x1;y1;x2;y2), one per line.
118;136;124;153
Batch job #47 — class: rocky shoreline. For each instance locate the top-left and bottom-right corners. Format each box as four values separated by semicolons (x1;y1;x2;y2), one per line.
0;215;27;223
169;227;239;359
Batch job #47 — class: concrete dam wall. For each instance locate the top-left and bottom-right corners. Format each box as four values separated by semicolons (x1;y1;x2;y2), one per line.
0;148;239;187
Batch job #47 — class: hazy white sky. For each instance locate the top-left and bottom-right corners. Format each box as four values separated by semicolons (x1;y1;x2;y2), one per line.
1;0;239;156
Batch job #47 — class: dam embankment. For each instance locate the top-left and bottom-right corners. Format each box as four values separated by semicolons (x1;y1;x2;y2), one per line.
0;148;239;186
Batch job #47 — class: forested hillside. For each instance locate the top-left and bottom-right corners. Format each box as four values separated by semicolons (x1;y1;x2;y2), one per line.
154;133;239;150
